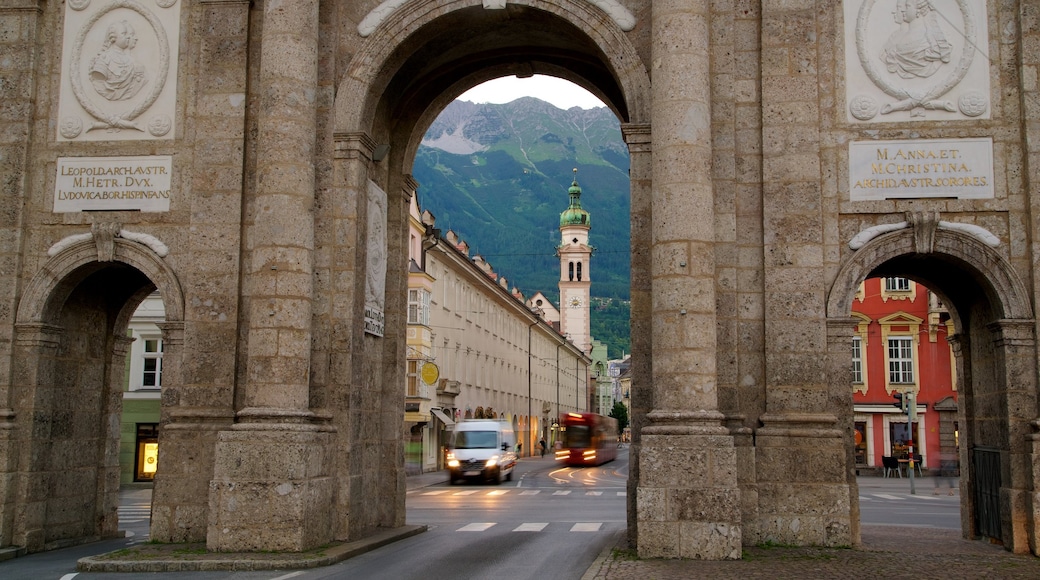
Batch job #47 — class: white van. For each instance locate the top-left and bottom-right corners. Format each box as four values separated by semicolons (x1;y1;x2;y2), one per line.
446;419;518;484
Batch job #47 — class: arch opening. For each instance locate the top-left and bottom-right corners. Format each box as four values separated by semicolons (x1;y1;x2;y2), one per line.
829;228;1038;553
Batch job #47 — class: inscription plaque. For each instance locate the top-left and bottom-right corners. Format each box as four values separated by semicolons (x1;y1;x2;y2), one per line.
55;156;172;212
849;138;993;200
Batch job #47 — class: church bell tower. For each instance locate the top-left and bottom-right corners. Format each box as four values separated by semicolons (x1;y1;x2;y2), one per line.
557;169;592;353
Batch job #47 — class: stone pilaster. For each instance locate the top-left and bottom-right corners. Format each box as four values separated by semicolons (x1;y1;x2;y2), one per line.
8;323;62;552
755;0;849;547
1020;1;1040;556
987;320;1039;554
0;1;41;552
622;122;651;549
208;0;333;553
149;0;249;545
642;0;740;559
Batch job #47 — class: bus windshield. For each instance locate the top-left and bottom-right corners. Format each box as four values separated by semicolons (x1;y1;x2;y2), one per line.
453;431;497;449
564;425;591;448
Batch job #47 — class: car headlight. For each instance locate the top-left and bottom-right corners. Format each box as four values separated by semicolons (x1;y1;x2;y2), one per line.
447;452;459;468
486;455;499;467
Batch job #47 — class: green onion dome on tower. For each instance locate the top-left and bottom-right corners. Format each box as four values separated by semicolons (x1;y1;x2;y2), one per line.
559;168;591;227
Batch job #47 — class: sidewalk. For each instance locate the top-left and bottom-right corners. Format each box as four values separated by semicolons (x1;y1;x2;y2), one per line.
582;475;1040;580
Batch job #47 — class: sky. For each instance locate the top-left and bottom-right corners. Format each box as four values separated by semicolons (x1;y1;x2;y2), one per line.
457;75;605;110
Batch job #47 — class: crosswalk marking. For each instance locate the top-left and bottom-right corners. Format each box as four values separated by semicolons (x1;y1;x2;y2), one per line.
586;491;602;496
423;490;451;495
617;491;626;496
453;490;479;496
488;490;509;496
571;523;602;532
519;490;540;495
553;490;571;496
874;493;904;500
458;523;496;532
513;523;548;532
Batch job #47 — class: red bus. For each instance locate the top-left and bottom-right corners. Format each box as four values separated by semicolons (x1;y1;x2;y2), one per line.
556;412;618;466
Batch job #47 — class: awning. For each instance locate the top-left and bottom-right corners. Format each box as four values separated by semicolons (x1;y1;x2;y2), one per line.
431;408;455;426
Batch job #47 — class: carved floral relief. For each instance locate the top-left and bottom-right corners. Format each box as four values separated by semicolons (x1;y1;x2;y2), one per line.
843;0;990;122
57;0;181;141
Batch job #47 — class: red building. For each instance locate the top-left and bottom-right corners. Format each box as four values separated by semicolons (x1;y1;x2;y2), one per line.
851;277;958;475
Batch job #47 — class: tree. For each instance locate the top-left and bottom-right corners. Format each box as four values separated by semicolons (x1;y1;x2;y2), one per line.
608;401;629;434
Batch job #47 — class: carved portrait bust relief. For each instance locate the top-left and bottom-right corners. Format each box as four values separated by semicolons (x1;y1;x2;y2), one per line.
57;0;181;141
843;0;991;123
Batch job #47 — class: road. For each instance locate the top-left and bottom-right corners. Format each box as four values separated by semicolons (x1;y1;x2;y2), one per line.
0;450;965;580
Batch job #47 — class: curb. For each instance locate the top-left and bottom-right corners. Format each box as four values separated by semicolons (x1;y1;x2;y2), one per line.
76;524;427;573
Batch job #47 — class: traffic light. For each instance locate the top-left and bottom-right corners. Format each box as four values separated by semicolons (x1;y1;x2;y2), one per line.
893;391;906;411
907;391;917;421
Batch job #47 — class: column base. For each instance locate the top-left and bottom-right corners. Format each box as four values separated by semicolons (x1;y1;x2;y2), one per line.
637;413;742;559
753;412;852;547
207;425;335;552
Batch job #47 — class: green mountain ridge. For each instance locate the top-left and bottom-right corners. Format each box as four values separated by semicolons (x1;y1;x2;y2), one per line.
414;97;631;309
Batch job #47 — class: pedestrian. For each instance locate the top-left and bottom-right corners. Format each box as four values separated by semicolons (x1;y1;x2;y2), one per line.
934;449;957;495
516;441;522;455
538;438;547;457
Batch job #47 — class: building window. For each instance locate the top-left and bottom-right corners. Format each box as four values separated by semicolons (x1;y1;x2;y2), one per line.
141;337;163;388
888;337;914;384
134;423;159;481
407;359;419;397
851;337;863;384
408;288;430;326
885;277;911;292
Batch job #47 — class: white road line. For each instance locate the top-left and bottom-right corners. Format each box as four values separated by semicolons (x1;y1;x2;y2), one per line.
422;490;450;495
488;490;509;496
270;572;306;580
586;491;602;496
59;574;79;580
519;490;541;495
453;490;479;496
458;523;496;532
571;523;602;532
553;490;571;496
513;523;548;532
873;493;905;500
617;491;626;496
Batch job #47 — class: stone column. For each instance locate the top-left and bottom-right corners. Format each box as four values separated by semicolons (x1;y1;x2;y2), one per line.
641;0;741;559
621;122;650;550
755;0;849;547
208;0;334;552
0;1;42;552
987;320;1039;554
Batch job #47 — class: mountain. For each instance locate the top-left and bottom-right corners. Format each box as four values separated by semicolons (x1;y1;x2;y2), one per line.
412;97;631;306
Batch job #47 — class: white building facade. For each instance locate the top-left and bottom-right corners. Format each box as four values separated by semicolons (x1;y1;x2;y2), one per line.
406;195;590;471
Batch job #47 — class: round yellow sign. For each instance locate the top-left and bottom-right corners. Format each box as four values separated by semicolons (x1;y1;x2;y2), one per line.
420;362;440;385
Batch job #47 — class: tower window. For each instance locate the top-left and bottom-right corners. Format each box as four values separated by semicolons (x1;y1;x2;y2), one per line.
569;262;574;281
577;262;582;281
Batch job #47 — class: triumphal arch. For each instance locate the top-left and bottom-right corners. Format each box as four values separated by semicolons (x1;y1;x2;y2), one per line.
1;0;1039;560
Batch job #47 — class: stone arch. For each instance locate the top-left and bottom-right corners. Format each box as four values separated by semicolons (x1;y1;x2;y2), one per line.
323;0;653;545
826;225;1039;553
827;227;1032;324
8;235;184;551
335;0;652;141
17;237;184;326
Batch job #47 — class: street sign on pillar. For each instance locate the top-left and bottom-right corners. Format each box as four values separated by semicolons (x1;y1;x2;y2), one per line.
893;391;906;411
907;391;917;421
